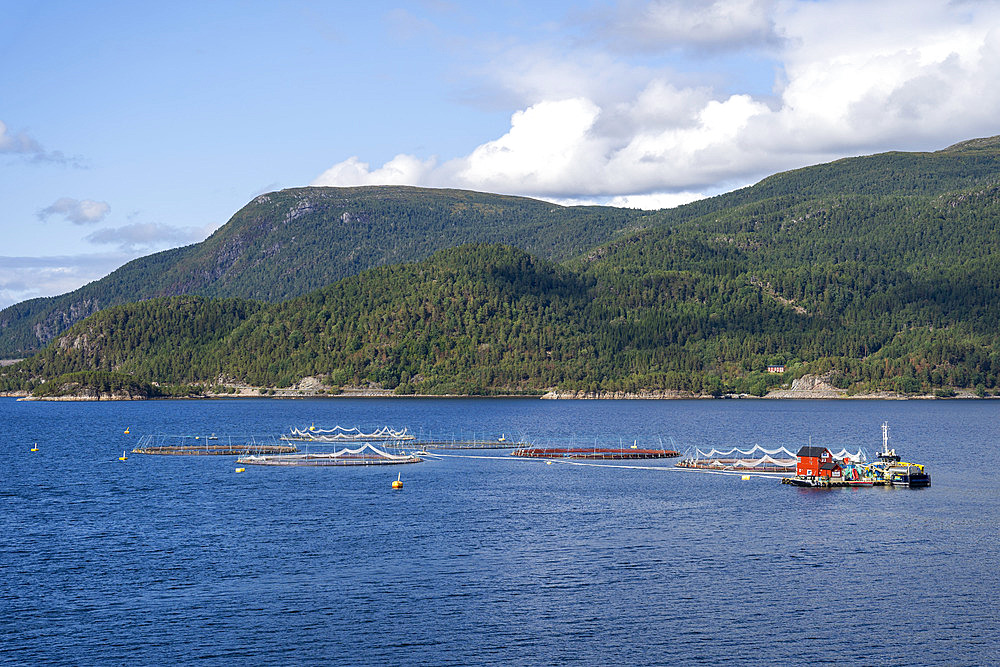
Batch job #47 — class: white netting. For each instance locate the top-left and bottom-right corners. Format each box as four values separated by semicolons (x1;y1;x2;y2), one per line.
238;441;421;466
693;445;864;462
695;445;798;458
831;448;866;462
286;425;414;441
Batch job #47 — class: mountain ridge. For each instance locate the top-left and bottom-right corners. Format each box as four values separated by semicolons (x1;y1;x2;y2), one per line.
2;136;999;359
5;169;1000;398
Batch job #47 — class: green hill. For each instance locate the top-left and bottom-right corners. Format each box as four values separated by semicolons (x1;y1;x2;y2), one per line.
0;187;649;357
3;137;1000;397
5;138;1000;359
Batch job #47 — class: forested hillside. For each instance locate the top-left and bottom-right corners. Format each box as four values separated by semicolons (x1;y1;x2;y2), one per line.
5;138;1000;359
0;187;649;356
3;137;999;398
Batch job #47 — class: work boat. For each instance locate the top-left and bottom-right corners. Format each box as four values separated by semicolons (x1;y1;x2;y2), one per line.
874;422;931;488
888;463;931;487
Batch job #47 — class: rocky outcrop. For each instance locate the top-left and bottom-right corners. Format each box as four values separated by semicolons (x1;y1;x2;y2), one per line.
765;373;845;398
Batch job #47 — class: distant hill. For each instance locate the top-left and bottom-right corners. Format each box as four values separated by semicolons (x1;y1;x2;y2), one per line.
642;135;1000;229
3;135;1000;388
0;187;650;357
6;166;1000;397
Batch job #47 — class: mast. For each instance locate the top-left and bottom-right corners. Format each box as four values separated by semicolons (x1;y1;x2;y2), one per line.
879;421;899;461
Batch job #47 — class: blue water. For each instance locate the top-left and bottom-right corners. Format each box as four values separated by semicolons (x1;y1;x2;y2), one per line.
2;397;998;665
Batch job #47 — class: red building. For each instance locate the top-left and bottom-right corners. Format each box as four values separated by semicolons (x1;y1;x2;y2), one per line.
820;460;843;480
796;446;834;477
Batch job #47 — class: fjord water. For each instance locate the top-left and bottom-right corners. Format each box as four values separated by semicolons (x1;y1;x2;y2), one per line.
2;397;998;665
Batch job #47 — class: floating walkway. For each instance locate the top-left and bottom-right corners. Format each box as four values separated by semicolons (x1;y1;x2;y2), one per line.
132;434;297;456
237;442;421;466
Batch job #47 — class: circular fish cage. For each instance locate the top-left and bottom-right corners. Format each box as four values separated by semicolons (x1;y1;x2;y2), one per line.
512;446;680;460
132;434;297;456
673;445;805;473
237;442;422;466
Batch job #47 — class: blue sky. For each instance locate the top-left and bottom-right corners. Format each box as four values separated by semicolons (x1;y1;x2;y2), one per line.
3;0;1000;308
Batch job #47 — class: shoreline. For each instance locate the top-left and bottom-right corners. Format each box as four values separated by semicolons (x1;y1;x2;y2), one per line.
2;373;987;402
7;389;990;401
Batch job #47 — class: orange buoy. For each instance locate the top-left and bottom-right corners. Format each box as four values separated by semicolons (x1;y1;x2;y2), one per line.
391;472;403;489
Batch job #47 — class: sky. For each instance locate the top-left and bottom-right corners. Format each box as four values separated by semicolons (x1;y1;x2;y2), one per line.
2;0;1000;309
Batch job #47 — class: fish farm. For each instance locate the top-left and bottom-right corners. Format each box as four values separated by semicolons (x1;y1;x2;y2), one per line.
122;420;930;489
237;442;421;466
132;434;297;456
674;445;801;473
512;447;680;460
512;438;680;460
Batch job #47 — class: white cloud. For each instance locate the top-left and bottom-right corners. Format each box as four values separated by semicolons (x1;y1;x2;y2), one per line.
38;197;111;224
1;119;81;166
547;191;707;209
458;98;604;193
0;119;43;155
312;0;1000;206
84;222;207;252
0;253;130;310
313;154;438;187
589;0;781;53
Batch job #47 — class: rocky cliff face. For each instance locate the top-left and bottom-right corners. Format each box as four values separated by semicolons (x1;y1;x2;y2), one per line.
766;373;845;398
32;298;102;348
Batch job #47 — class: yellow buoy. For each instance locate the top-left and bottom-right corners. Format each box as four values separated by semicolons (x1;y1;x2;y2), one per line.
118;449;128;461
235;467;245;473
741;474;751;480
30;443;39;452
391;472;403;489
124;427;129;435
546;460;553;465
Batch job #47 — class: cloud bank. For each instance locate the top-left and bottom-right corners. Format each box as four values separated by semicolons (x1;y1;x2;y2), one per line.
38;197;111;225
84;222;206;252
0;254;129;310
1;119;81;166
313;0;1000;207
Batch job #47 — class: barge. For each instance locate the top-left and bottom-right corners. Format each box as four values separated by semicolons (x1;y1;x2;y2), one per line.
784;422;929;488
